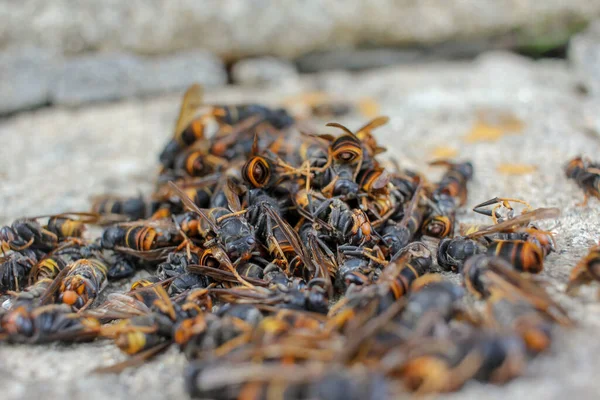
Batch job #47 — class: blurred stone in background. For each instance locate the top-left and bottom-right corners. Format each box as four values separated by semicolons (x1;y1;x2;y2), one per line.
296;48;425;73
569;20;600;96
0;50;226;113
231;57;298;86
54;51;226;106
0;0;597;58
0;48;57;114
1;0;599;115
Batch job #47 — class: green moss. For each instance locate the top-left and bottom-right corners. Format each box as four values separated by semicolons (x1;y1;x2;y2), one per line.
516;18;588;57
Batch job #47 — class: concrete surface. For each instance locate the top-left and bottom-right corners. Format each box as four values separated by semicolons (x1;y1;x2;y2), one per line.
1;52;600;399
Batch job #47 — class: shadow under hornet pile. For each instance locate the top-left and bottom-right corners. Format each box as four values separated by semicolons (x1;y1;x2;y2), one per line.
1;83;598;399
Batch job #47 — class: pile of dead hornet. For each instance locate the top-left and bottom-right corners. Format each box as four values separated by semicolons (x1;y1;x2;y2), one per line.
1;84;599;398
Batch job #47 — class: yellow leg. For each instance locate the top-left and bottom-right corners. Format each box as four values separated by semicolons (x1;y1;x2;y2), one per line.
577;194;589;207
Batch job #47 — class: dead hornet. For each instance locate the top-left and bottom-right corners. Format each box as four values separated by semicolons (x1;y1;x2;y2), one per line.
298;221;337;288
20;212;106;245
437;235;487;273
239;137;299;234
169;182;257;262
58;258;109;310
174;308;259;361
329;274;460;341
110;314;173;356
301;121;365;197
321;117;389;184
212;313;336;366
91;194;148;221
2;278;54;310
254;203;328;285
565;156;600;206
88;282;167;322
94;288;204;368
354;116;389;161
173;145;229;178
320;122;365;197
380;183;424;258
295;134;332;188
215;303;263;326
356;167;393;216
42;214;87;240
389;330;526;393
156;250;211;296
474;197;556;257
375;242;433;302
334;244;385;292
29;240;105;282
485;232;556;275
310;197;373;246
421;160;473;239
472;196;533;224
269;276;330;315
485;293;557;354
243;183;293;232
101;253;137;280
1;241;93;293
241;133;293;190
395;277;464;335
25;251;67;288
388;167;422;207
158;84;207;169
101;288;187;357
0;218;58;253
0;304;100;344
461;255;572;326
154;174;222;214
185;361;387;400
206;106;293;160
160;84;294;168
100;219;178;261
0;249;40;292
331;247;432;331
210;276;330;314
186;246;269;289
566;243;600;295
234;258;268;282
437;206;560;272
373;170;422;227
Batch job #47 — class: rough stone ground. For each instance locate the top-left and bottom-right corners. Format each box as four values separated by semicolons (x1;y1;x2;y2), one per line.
1;52;600;399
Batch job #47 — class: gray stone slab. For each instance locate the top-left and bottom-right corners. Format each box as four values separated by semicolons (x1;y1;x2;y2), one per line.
231;56;298;86
52;53;142;106
0;48;56;114
296;48;425;72
134;51;227;96
570;20;600;96
51;51;227;106
0;1;598;59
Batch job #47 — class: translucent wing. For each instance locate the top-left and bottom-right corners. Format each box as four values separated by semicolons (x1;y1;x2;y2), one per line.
174;84;204;138
356;116;389;134
466;208;560;239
